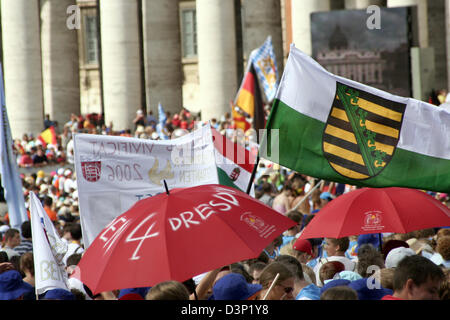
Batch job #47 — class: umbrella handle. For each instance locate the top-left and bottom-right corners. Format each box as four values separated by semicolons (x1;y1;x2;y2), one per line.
262;273;280;300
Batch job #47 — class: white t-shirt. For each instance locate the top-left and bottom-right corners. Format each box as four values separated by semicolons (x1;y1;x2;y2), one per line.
63;242;84;266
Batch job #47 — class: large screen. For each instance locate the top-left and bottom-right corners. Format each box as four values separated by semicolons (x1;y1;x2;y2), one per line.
311;7;413;97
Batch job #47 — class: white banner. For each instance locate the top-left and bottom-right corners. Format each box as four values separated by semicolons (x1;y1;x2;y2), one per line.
29;192;69;295
74;125;219;248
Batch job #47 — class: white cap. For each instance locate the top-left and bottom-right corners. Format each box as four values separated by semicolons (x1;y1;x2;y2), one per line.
385;247;416;268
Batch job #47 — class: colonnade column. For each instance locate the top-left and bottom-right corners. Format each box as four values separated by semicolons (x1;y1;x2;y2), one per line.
40;0;80;129
196;0;238;121
142;0;183;115
291;0;330;56
99;0;142;131
1;0;44;138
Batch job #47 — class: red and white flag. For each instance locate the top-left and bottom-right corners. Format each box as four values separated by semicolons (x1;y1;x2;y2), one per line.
211;128;257;196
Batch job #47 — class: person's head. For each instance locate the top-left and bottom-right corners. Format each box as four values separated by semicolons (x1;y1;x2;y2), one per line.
145;281;189;300
381;239;410;261
0;270;33;300
43;196;53;207
69;223;82;241
258;262;295;300
392;255;445;300
301;263;316;285
319;261;345;285
248;262;267;284
436;228;450;242
439;269;450;300
324;237;349;256
293;238;315;264
321;286;358;300
285;211;303;236
43;288;75;300
356;244;385;277
436;236;450;261
281;181;294;197
211;273;262;300
19;252;34;276
118;287;150;300
4;229;21;248
66;253;82;275
373;267;395;291
230;263;253;283
20;221;32;240
275;255;304;282
0;251;9;263
356;234;380;252
385;247;416;269
319;192;333;207
261;182;272;194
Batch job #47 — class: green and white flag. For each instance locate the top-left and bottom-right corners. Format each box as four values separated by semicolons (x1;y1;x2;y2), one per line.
261;44;450;193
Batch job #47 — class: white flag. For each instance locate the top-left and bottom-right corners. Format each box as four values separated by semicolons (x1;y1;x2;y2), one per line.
74;124;219;248
0;63;28;229
29;192;69;295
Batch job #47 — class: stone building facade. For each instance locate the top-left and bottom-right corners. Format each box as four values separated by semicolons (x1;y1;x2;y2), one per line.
0;0;448;138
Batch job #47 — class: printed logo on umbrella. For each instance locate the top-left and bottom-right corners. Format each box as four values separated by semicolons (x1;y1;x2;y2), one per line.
240;212;277;239
361;210;384;231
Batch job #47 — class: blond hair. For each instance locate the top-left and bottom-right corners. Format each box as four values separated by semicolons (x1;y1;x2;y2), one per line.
145;281;189;300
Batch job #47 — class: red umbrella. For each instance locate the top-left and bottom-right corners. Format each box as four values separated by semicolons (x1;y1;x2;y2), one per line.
72;184;296;294
299;187;450;240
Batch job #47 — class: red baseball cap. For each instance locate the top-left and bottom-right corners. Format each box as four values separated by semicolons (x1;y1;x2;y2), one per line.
293;238;314;257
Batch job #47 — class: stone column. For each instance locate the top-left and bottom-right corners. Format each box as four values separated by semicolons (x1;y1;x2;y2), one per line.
40;0;80;131
345;0;386;9
242;0;284;72
142;0;182;115
197;0;238;121
1;0;44;138
387;0;428;47
99;0;142;131
389;0;447;91
291;0;330;56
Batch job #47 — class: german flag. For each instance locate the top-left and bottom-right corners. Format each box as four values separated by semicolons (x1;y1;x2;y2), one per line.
234;63;265;132
231;101;251;132
38;126;57;147
323;82;406;180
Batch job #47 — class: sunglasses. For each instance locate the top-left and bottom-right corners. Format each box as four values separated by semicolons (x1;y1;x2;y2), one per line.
278;284;294;294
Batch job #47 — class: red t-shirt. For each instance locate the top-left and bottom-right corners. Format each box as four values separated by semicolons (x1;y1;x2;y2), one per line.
381;295;402;300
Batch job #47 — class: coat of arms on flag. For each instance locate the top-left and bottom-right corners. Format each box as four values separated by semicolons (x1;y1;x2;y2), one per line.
81;161;101;182
323;82;406;180
250;36;278;103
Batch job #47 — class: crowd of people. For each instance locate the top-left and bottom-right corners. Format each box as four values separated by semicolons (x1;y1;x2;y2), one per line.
0;105;449;301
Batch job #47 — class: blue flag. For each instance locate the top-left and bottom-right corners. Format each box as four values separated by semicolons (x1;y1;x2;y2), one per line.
0;64;28;229
156;102;169;140
250;36;279;103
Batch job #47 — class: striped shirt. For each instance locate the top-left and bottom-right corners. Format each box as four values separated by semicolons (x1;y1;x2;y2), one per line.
14;239;33;256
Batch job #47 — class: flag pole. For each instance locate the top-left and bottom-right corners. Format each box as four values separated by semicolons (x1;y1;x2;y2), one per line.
291;179;323;211
246;154;260;195
262;273;280;300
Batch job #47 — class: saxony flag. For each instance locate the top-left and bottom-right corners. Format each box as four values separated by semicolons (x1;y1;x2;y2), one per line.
261;45;450;193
